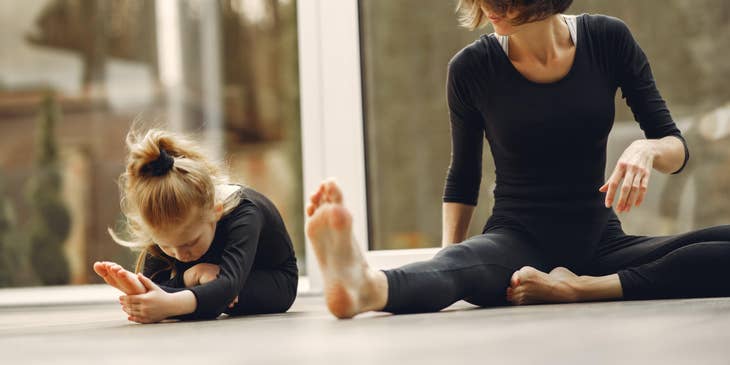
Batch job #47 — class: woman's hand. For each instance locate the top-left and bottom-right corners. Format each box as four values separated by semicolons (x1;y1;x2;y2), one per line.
182;263;239;309
119;273;179;324
599;139;657;213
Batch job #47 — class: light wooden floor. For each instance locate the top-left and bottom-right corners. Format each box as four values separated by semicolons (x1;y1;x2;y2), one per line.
1;285;729;364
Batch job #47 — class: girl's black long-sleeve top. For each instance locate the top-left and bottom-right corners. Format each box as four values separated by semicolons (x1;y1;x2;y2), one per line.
443;14;689;208
142;186;298;320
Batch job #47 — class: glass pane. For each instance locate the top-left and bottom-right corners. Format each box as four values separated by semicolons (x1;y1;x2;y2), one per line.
0;0;303;288
572;0;730;235
360;0;730;250
360;0;492;250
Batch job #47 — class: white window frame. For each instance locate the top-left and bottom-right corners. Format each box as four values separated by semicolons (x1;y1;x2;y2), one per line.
297;0;439;293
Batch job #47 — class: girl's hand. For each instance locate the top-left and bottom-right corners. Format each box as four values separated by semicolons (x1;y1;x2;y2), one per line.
599;139;657;213
119;273;177;324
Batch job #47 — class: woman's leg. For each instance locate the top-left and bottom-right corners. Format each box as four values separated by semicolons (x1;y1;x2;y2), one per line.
225;265;298;315
590;224;730;300
382;228;550;313
306;179;549;318
508;220;730;304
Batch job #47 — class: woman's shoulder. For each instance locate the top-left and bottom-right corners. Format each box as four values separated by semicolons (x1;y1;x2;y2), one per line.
580;13;634;40
447;34;498;83
448;35;495;80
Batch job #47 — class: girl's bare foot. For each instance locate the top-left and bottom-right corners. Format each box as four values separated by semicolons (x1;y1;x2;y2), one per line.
506;266;581;305
305;179;388;319
93;261;146;295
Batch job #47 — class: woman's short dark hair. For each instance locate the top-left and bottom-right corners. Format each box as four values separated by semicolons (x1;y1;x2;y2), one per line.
457;0;573;30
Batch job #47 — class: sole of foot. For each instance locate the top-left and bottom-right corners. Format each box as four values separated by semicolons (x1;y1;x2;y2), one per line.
305;180;382;319
93;261;146;295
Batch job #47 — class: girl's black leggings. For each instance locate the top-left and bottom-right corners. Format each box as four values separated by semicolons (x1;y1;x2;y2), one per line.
225;258;298;316
382;211;730;314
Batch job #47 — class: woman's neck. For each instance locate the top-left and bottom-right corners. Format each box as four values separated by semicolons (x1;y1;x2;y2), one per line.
507;15;572;65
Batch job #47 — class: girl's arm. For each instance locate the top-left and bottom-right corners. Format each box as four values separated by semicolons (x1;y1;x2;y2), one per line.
179;201;264;319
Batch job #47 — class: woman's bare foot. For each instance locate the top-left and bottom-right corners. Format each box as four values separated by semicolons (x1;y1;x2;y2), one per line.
305;179;388;319
93;261;146;295
506;266;581;305
506;266;624;305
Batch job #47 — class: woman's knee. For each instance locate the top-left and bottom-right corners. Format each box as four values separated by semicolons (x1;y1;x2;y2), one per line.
684;225;730;243
435;236;502;263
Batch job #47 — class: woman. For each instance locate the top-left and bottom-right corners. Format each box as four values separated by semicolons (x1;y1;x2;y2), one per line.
305;0;730;318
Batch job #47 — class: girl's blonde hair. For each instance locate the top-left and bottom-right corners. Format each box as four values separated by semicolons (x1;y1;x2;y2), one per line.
108;128;242;277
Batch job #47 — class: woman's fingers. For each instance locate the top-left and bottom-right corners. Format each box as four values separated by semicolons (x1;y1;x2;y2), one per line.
604;164;625;208
616;167;636;212
635;173;651;207
626;171;645;210
623;174;638;212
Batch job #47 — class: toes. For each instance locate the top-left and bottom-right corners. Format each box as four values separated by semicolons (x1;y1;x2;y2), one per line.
314;183;326;202
111;265;127;279
510;271;520;287
310;189;323;207
323;179;343;204
93;262;107;277
327;183;342;203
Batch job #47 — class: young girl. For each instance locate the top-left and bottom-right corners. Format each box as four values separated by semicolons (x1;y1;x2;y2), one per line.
93;128;298;323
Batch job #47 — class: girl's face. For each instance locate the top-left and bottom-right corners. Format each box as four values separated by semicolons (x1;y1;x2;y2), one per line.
151;204;223;262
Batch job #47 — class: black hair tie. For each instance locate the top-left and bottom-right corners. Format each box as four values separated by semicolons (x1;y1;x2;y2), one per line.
142;148;174;176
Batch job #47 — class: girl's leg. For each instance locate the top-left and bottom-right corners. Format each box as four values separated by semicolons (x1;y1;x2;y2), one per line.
306;179;548;318
225;264;298;315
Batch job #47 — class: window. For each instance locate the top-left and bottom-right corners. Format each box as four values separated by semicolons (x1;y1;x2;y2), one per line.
0;0;304;287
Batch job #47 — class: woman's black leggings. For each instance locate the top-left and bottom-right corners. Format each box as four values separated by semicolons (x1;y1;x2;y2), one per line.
382;212;730;314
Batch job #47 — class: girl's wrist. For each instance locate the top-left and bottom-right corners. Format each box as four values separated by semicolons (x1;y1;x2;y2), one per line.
167;290;198;317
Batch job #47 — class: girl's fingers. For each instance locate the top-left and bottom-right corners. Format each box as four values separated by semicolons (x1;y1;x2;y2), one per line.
137;273;158;291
